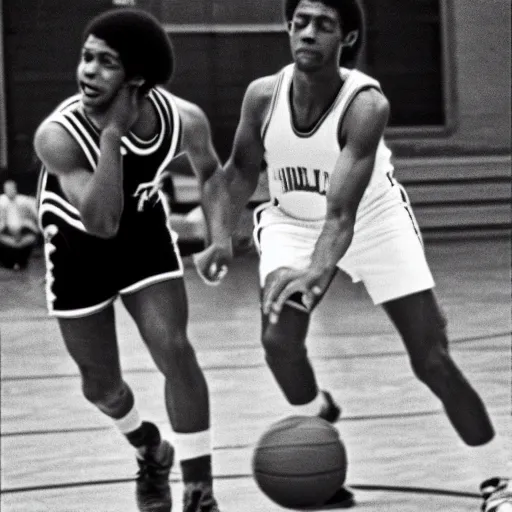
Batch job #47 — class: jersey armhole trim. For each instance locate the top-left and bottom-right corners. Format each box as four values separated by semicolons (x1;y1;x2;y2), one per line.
335;85;383;150
261;71;286;143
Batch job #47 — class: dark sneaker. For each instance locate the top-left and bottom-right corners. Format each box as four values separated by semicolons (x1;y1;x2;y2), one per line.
318;390;341;423
183;482;221;512
136;440;174;512
481;477;512;512
299;486;356;510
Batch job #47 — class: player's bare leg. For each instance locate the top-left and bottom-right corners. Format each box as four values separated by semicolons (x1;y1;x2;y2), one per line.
122;279;220;512
260;269;341;420
58;305;173;512
383;289;494;446
260;271;354;508
384;289;511;508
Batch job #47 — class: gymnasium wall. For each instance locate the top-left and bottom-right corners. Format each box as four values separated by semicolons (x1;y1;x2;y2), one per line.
389;0;512;156
1;0;510;192
451;0;511;152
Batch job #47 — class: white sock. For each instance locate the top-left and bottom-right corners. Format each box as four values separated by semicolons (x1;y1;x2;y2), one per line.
172;429;212;461
112;405;142;435
291;391;325;416
112;407;169;461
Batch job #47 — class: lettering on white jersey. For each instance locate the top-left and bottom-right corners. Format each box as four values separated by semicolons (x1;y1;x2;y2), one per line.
263;64;396;221
273;167;330;195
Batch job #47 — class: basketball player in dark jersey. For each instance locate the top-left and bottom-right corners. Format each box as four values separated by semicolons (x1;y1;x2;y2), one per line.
34;9;230;512
196;0;511;509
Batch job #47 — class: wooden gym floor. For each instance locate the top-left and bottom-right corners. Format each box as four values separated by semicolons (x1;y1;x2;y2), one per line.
1;237;511;511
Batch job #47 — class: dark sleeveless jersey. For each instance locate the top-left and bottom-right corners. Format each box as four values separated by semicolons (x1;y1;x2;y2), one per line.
37;86;181;235
36;87;185;317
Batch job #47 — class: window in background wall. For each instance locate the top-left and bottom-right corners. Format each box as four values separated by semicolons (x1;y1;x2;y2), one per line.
363;0;447;128
161;0;283;26
160;0;448;133
0;0;7;169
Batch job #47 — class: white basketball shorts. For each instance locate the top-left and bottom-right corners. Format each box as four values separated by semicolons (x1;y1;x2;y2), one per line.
253;186;435;305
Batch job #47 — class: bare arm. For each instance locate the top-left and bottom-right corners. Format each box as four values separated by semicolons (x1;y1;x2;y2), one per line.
263;89;390;319
185;79;272;284
177;99;230;245
34;85;142;238
309;89;390;275
224;77;274;233
34;122;124;238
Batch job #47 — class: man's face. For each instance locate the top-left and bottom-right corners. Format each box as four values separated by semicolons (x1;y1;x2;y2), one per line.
289;0;343;72
3;181;17;200
77;35;126;110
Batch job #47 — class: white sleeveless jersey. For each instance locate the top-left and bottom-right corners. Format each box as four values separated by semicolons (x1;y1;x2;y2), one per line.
262;64;396;222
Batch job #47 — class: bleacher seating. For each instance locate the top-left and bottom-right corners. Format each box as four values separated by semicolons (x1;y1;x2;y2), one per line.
169;155;512;243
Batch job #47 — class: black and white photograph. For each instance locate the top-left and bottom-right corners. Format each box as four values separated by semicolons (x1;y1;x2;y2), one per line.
0;0;511;510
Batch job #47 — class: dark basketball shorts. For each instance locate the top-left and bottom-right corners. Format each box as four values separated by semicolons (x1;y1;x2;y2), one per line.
41;214;184;318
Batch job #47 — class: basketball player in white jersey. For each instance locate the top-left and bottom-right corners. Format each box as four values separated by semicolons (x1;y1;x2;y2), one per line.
34;8;230;512
195;0;511;509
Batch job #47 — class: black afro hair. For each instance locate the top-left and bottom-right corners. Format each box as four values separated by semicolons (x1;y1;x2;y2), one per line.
83;8;174;91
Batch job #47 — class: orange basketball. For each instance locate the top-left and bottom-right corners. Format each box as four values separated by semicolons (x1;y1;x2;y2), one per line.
252;416;347;509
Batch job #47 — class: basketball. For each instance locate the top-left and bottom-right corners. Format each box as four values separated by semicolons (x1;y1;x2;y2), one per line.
252;416;347;509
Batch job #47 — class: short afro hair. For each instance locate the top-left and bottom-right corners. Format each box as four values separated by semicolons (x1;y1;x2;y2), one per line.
284;0;365;67
83;8;174;92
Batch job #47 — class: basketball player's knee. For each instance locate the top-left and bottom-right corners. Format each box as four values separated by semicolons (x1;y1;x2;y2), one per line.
166;337;194;362
434;311;449;350
142;317;188;347
262;328;285;356
141;320;191;356
139;317;170;344
411;347;453;388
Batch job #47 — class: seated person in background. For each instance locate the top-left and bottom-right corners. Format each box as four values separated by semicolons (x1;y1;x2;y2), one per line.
0;179;40;269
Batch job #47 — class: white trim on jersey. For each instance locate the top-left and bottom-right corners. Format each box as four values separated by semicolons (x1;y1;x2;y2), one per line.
334;74;382;144
38;96;96;232
289;66;351;138
261;71;285;140
63;112;102;160
39;203;87;232
151;88;184;244
129;131;159;145
155;87;181;164
37;171;48;232
125;88;182;242
44;113;99;170
42;190;81;216
121;90;167;155
262;64;395;221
